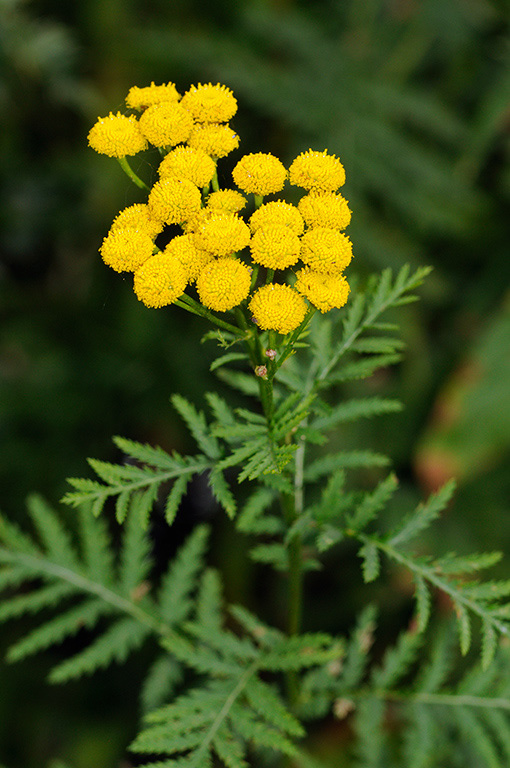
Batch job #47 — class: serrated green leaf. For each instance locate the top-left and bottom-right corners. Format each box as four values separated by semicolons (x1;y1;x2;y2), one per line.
347;474;398;533
304;450;389;482
371;629;423;689
455;604;472;656
113;435;177;470
158;526;209;626
27;494;79;569
164;475;189;526
312;397;402;432
205;392;236;429
119;497;152;597
141;654;184;714
115;489;131;524
0;582;75;623
359;542;381;583
7;599;108;663
210;352;248;372
351;337;405;354
49;617;149;683
209;468;236;518
216;368;259;397
387;479;456;547
172;394;220;460
481;619;498;670
414;575;431;633
249;543;288;570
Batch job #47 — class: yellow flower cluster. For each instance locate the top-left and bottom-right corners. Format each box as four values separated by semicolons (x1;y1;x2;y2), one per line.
90;81;354;329
88;113;147;158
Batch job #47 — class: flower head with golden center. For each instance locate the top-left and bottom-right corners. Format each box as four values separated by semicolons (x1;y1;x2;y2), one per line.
249;284;307;334
111;204;164;240
249;200;304;235
187;123;240;159
181;83;237;124
193;212;251;257
100;228;155;272
126;82;181;111
250;225;301;270
300;227;353;274
289;149;346;193
295;268;350;312
207;189;247;214
148;178;202;225
158;146;216;188
182;208;216;234
298;191;351;231
139;102;194;148
232;153;287;197
164;234;213;282
88;113;147;158
196;258;251;312
133;253;188;308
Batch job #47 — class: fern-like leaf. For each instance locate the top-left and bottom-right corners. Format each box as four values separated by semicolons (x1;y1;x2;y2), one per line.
62;436;211;526
350;482;510;663
0;498;208;687
132;592;342;768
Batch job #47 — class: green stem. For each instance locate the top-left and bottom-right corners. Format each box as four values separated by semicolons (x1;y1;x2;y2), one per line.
271;307;316;378
281;486;304;709
249;264;260;293
234;308;274;424
176;294;245;336
117;157;149;190
258;376;274;427
211;169;220;193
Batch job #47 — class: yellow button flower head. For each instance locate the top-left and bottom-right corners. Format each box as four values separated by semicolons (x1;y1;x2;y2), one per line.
88;113;147;158
187;123;240;158
300;227;353;274
139;102;194;148
182;207;216;234
249;200;304;235
250;225;301;270
158;146;216;187
181;83;237;124
100;228;155;273
111;203;164;240
298;191;351;230
249;284;307;334
289;149;346;192
206;189;247;214
232;153;287;197
164;234;213;282
148;178;202;224
126;81;181;110
196;258;251;312
193;212;251;257
133;253;188;308
295;268;350;312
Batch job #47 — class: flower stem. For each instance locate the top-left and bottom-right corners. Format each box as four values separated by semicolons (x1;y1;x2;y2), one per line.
249;264;260;293
117;157;149;190
281;484;304;710
271;307;316;378
176;294;245;336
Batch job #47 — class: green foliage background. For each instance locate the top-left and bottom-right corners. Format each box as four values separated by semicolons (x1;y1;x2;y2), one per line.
0;0;509;765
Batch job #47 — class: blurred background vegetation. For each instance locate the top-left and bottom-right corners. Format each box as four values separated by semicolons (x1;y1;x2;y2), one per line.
1;0;509;765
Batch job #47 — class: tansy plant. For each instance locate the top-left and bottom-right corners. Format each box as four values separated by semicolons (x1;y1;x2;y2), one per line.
2;81;510;768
